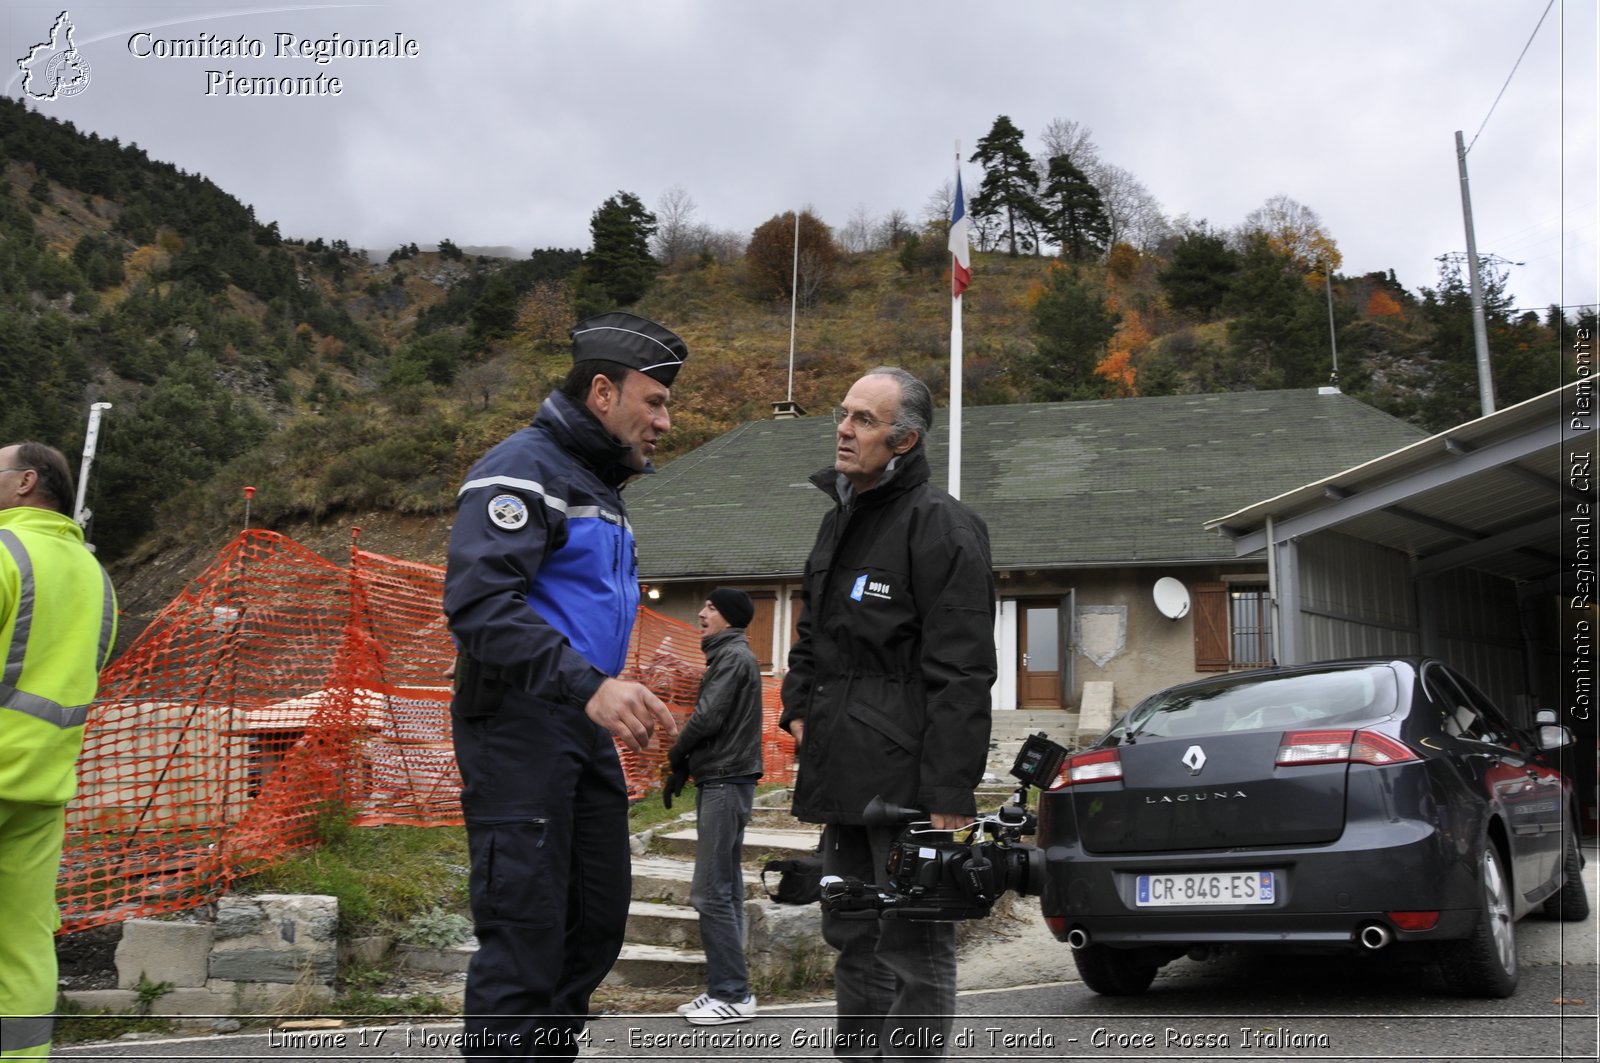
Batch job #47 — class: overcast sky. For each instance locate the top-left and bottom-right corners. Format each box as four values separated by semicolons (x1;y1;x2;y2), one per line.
5;0;1596;316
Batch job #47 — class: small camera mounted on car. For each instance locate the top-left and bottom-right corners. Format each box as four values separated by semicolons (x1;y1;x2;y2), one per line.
819;732;1069;922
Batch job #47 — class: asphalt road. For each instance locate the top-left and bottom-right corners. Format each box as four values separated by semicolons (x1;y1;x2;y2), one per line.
57;845;1600;1063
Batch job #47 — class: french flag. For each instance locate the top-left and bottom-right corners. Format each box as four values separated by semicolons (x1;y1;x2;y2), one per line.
948;171;972;297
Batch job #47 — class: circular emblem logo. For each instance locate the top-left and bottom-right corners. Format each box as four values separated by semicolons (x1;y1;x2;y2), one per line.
487;493;529;531
46;51;92;98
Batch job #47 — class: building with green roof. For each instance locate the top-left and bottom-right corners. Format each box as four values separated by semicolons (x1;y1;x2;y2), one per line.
626;387;1429;720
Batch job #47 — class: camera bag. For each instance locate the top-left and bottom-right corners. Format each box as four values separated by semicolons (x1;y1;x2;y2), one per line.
761;850;823;905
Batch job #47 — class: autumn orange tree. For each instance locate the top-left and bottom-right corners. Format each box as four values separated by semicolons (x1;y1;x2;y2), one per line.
744;210;839;306
1241;194;1342;283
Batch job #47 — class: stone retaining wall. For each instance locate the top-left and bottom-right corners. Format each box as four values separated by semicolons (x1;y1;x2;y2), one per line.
62;894;337;1029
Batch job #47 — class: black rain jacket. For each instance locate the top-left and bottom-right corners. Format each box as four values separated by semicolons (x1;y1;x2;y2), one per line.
779;447;997;824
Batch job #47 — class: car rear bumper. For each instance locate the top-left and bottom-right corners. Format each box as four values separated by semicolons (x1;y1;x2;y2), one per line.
1040;819;1484;949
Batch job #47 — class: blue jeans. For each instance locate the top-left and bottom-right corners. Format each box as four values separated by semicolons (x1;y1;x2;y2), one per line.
690;780;755;1001
821;822;957;1061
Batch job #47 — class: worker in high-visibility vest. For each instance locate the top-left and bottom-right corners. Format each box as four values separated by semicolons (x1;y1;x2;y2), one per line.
0;442;116;1060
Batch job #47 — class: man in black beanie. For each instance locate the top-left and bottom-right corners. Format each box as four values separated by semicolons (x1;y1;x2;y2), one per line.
445;311;688;1059
663;587;764;1025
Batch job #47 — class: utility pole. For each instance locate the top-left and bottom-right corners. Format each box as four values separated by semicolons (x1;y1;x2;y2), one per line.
1454;130;1496;417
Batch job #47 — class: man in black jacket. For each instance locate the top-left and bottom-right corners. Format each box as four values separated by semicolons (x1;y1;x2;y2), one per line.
779;367;997;1061
664;588;764;1025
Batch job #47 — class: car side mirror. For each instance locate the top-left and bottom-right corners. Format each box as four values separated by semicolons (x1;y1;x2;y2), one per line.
1537;721;1574;751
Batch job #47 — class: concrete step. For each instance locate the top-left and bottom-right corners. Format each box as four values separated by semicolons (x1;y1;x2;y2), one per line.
605;942;705;990
748;804;811;830
655;826;820;863
625;900;702;949
989;710;1079;741
630;855;765;904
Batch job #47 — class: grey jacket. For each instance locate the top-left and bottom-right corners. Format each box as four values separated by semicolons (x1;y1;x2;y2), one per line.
671;627;764;782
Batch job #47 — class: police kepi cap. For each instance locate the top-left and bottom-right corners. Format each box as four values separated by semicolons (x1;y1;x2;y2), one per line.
570;312;689;386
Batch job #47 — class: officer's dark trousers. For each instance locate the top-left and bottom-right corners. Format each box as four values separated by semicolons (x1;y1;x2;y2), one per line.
453;690;630;1061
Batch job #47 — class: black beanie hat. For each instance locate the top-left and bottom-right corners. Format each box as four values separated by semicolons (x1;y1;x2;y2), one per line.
707;587;754;629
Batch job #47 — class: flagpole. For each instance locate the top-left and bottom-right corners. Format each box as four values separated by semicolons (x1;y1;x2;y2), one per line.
949;142;964;500
787;209;799;404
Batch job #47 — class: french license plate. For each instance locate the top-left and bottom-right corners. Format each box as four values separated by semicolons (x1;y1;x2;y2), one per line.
1136;870;1275;907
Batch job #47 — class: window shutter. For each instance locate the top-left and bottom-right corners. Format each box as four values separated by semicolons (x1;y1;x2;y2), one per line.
747;592;777;671
1193;582;1229;672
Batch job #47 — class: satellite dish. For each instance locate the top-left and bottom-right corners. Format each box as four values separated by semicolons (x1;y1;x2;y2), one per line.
1153;577;1190;620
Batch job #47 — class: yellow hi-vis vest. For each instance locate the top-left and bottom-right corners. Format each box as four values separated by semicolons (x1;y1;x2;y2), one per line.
0;506;117;805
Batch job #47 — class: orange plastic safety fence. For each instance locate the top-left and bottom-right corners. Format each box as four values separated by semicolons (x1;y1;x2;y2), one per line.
61;530;794;934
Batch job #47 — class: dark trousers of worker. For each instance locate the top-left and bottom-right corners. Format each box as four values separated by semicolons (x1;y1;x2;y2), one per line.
0;800;65;1060
689;780;755;1002
821;822;957;1061
453;691;630;1061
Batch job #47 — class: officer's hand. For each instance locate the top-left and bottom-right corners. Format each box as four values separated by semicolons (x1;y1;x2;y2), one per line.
788;718;805;750
662;768;689;809
586;678;678;754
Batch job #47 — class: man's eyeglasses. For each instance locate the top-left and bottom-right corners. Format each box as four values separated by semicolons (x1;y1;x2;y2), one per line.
0;467;34;474
832;406;888;432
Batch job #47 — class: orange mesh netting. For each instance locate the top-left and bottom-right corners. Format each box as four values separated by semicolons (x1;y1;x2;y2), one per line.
61;528;794;934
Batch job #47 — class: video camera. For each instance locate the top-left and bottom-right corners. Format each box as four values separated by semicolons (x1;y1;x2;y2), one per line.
819;731;1070;922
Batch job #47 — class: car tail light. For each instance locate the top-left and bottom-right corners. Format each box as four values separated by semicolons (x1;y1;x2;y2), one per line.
1051;748;1124;788
1349;731;1417;765
1045;914;1068;935
1276;729;1418;766
1386;910;1440;932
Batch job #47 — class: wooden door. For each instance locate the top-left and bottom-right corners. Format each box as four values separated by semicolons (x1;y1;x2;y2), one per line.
1018;602;1062;709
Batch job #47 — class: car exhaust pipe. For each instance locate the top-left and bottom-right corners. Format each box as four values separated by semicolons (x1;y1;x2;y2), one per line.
1066;927;1090;950
1356;923;1393;951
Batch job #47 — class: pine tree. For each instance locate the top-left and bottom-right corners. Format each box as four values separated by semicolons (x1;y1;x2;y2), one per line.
1040;155;1111;262
577;191;657;315
1158;227;1239;320
1025;264;1121;399
969;115;1044;257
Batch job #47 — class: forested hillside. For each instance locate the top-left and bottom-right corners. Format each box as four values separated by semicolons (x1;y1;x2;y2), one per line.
0;101;1585;629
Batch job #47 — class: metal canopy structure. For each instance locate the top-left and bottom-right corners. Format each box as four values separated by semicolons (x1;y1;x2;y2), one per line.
1207;382;1590;591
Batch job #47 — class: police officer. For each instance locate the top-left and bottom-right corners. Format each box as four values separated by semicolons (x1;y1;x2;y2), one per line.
444;312;686;1060
0;442;117;1061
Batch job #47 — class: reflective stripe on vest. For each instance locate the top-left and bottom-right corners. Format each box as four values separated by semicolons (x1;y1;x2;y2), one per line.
0;528;113;730
0;1013;53;1053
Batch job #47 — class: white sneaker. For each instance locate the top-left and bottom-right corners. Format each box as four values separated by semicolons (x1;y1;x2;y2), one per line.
683;994;757;1025
675;992;713;1016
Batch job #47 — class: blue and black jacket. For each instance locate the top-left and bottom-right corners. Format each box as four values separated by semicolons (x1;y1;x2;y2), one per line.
444;389;643;710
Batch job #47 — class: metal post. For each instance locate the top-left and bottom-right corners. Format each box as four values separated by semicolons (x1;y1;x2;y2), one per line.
73;401;111;530
1454;130;1496;417
787;211;799;404
1323;263;1340;389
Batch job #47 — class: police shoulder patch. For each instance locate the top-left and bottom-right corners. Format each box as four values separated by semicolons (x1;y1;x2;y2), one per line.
488;493;530;530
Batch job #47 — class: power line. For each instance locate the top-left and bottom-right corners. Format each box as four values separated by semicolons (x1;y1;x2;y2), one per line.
1465;0;1556;154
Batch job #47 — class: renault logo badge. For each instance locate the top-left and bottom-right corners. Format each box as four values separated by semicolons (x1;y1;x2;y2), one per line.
1181;745;1207;775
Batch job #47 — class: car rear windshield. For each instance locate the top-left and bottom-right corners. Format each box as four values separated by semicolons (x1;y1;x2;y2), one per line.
1109;665;1399;743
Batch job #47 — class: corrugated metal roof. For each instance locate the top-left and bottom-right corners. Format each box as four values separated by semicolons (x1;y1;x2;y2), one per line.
1207;381;1589;584
625;388;1430;580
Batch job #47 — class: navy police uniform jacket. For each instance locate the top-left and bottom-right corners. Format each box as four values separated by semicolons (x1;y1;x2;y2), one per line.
444;389;642;709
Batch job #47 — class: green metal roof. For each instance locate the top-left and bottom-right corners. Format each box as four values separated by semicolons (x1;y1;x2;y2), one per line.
625;389;1430;580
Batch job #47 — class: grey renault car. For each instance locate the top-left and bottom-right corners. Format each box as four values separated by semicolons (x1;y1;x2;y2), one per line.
1037;657;1588;998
